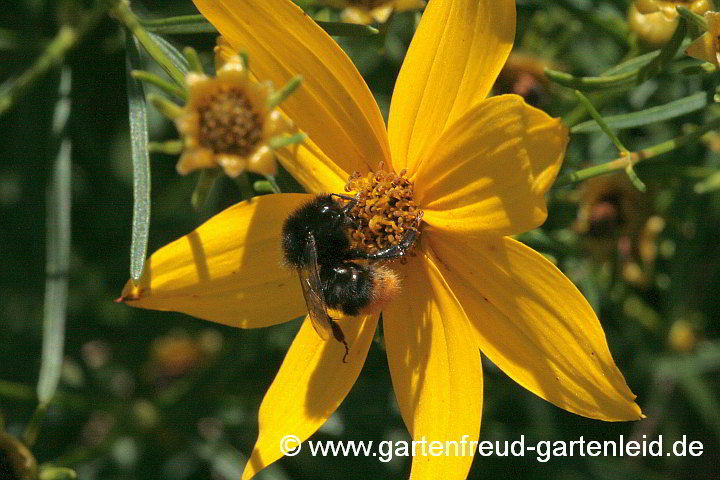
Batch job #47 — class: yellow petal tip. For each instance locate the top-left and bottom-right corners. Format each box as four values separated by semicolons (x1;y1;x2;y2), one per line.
117;280;148;303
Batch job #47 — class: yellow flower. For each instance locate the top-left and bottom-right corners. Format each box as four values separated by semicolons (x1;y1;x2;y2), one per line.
319;0;426;24
629;0;712;46
686;11;720;65
171;48;296;177
119;0;643;479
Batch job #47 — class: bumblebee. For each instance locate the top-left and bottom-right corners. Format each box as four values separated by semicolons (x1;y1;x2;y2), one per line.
281;194;416;361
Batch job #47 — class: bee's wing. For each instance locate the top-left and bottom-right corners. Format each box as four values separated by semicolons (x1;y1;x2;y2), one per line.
298;234;333;341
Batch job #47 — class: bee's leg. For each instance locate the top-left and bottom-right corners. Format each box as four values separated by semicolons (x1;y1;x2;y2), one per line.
349;230;417;261
330;319;350;363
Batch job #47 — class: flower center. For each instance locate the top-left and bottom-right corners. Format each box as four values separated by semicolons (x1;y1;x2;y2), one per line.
197;86;264;156
344;162;423;254
346;0;393;10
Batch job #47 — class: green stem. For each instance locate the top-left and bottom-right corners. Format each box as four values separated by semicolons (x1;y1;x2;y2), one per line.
0;379;94;412
676;6;708;31
22;403;48;447
111;1;186;86
554;116;720;187
0;2;113;117
140;14;217;34
140;14;379;36
573;90;628;154
545;19;688;92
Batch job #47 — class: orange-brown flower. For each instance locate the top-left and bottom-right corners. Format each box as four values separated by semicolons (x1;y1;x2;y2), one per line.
172;52;295;177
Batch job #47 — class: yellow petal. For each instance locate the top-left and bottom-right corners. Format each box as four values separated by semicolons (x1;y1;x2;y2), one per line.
384;251;482;480
685;12;720;66
275;138;350;195
192;0;390;176
119;194;311;328
429;231;643;421
415;95;568;237
242;314;377;479
387;0;515;175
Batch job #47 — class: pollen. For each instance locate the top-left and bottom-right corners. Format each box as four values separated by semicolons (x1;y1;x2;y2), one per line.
344;162;423;254
196;86;264;157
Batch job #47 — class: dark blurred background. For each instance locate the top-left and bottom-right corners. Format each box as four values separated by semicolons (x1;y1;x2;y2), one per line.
1;0;719;478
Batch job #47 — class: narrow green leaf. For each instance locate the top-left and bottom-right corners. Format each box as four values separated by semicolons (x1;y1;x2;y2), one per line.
148;139;184;154
141;14;379;37
680;375;720;439
131;70;187;100
126;35;152;282
676;5;709;30
267;76;304;108
269;132;307;150
39;466;78;480
38;143;71;405
147;32;189;76
624;163;647;192
183;46;204;74
572;92;711;133
546;20;688;91
191;169;221;210
253;180;276;193
602;50;662;76
573;90;628;153
141;14;217;34
37;66;72;408
315;21;379;36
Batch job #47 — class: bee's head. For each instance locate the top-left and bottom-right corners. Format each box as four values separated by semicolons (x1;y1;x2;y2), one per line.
316;196;353;229
281;194;353;268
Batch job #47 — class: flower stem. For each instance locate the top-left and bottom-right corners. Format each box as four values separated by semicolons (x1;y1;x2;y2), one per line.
574;90;628;154
554;116;720;188
23;403;48;447
110;0;186;87
545;19;687;92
